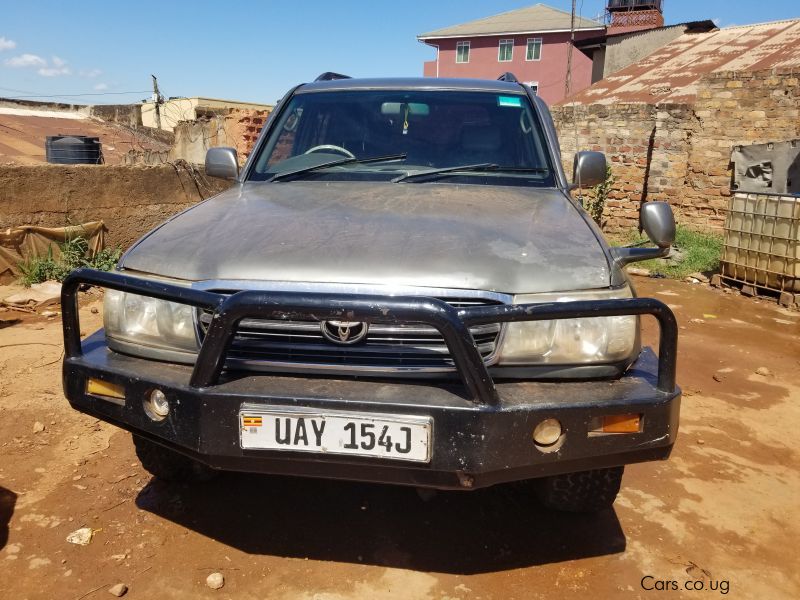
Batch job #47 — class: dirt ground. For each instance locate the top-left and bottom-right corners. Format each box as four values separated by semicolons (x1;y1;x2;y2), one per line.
0;277;798;599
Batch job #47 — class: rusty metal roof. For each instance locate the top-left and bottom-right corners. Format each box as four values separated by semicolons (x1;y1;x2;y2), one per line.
564;19;800;105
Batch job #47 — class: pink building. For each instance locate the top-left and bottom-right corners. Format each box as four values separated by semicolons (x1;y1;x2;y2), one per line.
418;4;606;105
417;4;606;103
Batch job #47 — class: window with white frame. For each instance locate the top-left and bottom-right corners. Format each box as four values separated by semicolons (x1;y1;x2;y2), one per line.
498;39;513;62
526;81;539;95
526;38;542;61
456;41;470;63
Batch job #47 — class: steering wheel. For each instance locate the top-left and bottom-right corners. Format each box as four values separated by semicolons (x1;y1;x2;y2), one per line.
304;144;355;159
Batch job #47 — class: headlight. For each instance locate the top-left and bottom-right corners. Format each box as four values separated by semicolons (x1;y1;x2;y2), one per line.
104;289;197;354
496;287;638;365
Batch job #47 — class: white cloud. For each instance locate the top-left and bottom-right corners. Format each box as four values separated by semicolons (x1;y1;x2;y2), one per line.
38;66;71;76
3;50;83;78
37;55;71;76
93;82;108;91
4;53;45;67
4;53;73;76
80;68;102;78
0;36;16;51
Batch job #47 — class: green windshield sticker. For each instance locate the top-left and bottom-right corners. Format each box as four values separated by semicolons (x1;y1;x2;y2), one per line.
498;95;522;107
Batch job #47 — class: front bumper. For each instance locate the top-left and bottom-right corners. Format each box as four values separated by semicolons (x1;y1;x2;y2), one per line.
62;269;681;490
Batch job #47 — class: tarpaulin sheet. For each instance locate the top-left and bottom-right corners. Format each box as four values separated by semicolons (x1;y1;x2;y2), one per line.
732;140;800;195
0;222;105;284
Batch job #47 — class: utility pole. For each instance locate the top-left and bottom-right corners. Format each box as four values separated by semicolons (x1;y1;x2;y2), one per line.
151;74;163;130
564;0;576;99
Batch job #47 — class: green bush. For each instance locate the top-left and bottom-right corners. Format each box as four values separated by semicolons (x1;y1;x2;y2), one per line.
626;225;723;279
586;166;614;226
17;236;122;287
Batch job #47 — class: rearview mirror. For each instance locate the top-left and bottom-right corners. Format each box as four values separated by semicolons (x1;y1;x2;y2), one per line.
380;102;430;116
610;201;676;266
641;202;676;248
205;147;239;180
572;151;606;188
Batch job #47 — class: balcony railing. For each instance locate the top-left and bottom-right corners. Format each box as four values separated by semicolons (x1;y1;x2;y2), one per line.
607;0;663;11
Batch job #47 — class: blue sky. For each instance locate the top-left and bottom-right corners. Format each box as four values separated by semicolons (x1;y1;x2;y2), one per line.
1;0;798;105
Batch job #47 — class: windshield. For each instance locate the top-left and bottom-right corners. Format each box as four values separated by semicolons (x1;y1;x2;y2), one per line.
249;89;555;187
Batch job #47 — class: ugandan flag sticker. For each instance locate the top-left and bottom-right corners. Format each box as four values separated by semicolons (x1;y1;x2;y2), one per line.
242;415;263;428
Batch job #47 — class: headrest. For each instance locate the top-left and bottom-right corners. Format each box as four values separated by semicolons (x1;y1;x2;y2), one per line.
461;125;502;152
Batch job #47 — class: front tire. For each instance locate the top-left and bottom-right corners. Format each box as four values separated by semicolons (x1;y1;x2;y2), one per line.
133;435;217;483
535;467;624;513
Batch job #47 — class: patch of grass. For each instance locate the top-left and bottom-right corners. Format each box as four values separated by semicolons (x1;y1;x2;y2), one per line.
17;236;122;287
624;225;724;279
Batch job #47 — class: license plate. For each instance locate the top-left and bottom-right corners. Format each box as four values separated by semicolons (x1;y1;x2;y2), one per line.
239;406;432;463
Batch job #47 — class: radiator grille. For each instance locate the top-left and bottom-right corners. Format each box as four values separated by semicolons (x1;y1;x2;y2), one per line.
196;296;502;372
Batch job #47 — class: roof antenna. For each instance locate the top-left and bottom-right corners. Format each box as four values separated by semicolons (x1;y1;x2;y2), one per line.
315;72;351;82
497;72;519;83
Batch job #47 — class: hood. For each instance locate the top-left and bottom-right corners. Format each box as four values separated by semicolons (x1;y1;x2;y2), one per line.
120;181;611;295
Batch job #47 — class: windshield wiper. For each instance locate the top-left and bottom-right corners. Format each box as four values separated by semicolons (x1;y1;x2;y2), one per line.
268;153;407;182
391;163;496;183
392;164;549;183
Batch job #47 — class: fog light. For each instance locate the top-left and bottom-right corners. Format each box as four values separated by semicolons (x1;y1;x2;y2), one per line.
533;418;562;446
144;389;169;421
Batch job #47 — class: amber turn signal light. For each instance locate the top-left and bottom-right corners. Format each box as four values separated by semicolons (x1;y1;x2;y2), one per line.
590;414;642;434
86;378;125;400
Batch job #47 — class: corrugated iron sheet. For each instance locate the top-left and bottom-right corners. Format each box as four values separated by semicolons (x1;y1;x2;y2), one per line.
566;19;800;105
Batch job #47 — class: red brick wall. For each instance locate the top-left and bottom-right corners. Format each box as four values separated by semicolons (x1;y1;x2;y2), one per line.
224;109;271;162
552;68;800;233
170;108;272;167
553;102;657;230
682;69;800;226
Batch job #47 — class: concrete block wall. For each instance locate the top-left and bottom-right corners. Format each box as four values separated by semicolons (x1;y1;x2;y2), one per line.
0;164;231;249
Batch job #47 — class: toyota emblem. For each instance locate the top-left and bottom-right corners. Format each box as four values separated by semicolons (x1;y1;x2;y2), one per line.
320;320;369;344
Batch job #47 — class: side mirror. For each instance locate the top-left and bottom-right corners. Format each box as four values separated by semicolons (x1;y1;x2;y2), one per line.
641;201;676;248
610;201;676;267
205;147;239;180
572;151;606;188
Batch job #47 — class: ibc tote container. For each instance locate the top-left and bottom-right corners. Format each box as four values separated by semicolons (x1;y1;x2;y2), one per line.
721;192;800;295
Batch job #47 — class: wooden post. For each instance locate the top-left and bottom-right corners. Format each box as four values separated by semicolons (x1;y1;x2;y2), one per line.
151;74;162;130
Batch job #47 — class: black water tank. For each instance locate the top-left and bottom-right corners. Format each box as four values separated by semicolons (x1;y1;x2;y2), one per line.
45;135;103;164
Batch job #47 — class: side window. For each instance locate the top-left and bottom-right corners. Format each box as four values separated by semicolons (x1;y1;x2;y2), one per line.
456;41;470;64
498;39;513;62
526;38;542;61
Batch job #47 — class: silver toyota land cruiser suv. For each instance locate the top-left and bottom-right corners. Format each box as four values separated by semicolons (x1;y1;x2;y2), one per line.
62;73;680;512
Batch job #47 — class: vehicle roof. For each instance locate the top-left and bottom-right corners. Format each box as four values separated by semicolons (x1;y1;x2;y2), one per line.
297;77;527;94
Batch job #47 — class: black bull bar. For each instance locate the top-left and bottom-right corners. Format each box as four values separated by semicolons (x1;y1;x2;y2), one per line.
61;268;678;403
